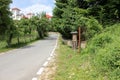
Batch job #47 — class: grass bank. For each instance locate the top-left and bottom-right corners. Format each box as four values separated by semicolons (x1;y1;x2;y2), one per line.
0;38;39;53
0;32;39;53
54;37;95;80
54;24;120;80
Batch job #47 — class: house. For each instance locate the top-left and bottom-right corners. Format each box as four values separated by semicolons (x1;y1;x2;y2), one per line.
11;8;22;20
11;7;34;20
22;15;28;19
26;13;34;19
11;7;52;20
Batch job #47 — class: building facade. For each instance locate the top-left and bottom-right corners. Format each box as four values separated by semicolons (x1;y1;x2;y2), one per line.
11;8;22;20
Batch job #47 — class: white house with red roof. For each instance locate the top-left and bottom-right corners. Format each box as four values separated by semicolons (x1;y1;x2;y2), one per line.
11;8;23;20
11;7;52;20
11;7;34;20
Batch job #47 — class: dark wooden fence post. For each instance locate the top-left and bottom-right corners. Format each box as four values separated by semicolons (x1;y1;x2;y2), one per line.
78;27;81;53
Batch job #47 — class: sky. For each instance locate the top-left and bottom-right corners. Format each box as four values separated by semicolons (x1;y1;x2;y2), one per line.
10;0;55;16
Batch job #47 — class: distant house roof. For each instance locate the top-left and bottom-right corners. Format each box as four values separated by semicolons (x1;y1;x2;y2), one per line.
27;13;33;15
22;15;28;19
46;14;52;19
12;8;21;11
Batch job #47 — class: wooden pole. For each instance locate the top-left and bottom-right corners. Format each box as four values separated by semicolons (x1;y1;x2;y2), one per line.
78;27;81;53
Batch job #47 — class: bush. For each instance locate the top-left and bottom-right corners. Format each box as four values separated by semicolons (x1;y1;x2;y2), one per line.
82;23;120;79
93;41;120;80
85;17;103;39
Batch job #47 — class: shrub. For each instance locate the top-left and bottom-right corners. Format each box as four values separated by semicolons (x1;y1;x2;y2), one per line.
82;23;120;79
85;17;103;39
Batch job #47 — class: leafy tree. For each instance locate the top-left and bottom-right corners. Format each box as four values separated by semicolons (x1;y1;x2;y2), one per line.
87;0;120;24
13;20;24;44
0;0;12;35
53;0;120;40
5;19;15;46
53;0;89;39
0;0;13;46
54;0;68;18
32;12;50;39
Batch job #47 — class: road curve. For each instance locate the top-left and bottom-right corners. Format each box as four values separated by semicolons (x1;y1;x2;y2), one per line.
0;33;58;80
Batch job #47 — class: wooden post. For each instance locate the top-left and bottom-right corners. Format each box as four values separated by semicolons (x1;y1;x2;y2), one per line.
78;27;81;53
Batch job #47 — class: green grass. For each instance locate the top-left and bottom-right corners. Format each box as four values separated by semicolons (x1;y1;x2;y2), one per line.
0;38;39;53
54;37;100;80
0;32;39;53
54;24;120;80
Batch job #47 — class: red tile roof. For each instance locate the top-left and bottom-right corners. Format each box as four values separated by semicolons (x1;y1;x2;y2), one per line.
22;15;28;19
27;13;33;15
46;14;52;19
12;8;21;11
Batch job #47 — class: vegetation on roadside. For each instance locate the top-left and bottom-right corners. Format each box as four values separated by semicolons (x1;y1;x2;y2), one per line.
0;12;51;52
83;24;120;80
54;36;95;80
0;38;39;53
52;1;120;79
52;0;120;39
54;24;120;80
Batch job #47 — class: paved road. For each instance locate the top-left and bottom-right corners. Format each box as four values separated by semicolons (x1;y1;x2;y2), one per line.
0;33;58;80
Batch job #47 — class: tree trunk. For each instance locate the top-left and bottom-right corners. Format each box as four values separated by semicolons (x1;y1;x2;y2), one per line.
7;33;13;47
37;27;44;39
17;35;20;44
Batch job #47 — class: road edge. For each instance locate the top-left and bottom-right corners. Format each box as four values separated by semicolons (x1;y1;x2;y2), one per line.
32;33;59;80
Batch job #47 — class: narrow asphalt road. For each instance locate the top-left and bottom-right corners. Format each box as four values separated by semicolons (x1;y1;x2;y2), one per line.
0;33;58;80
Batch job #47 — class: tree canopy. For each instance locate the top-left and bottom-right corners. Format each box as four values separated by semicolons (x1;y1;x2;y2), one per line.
52;0;120;39
0;0;12;35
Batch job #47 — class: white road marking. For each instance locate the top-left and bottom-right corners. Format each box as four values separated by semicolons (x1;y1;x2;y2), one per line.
32;77;37;80
43;61;48;67
47;57;51;61
34;33;59;79
50;37;58;57
37;67;44;75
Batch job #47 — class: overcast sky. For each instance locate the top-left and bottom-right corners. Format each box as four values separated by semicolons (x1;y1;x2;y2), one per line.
10;0;55;15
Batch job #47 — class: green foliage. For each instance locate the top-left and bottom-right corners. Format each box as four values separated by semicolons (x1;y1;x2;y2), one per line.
5;20;15;46
0;0;12;35
87;0;120;24
0;11;51;50
32;13;50;39
83;23;120;79
53;0;120;39
78;17;103;40
52;0;103;39
53;0;120;79
54;36;109;80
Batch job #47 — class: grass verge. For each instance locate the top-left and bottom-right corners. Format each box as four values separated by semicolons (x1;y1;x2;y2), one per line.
54;24;120;80
54;37;97;80
0;38;39;53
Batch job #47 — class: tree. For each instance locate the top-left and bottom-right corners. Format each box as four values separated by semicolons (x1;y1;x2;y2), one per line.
0;0;12;35
53;0;120;40
87;0;120;24
0;0;13;46
5;19;15;46
32;12;50;39
53;0;89;39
